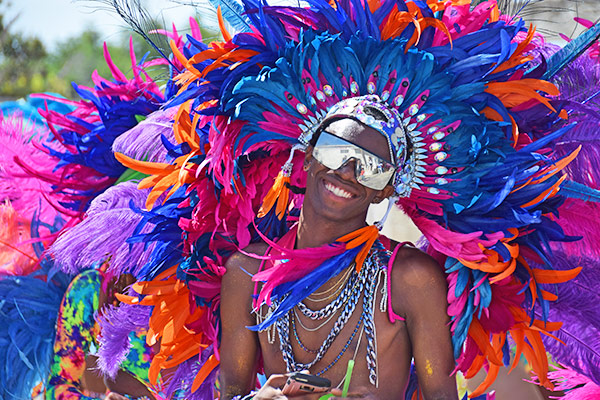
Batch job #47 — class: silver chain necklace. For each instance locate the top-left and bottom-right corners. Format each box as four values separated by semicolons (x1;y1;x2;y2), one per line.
276;242;389;383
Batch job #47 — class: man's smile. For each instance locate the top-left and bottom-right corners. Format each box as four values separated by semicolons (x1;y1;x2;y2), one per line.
322;177;358;200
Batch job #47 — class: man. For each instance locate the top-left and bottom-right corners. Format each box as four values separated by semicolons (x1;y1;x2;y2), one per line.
220;100;458;399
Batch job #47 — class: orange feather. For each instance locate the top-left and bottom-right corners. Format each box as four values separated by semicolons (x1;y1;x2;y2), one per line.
217;6;232;42
191;354;220;392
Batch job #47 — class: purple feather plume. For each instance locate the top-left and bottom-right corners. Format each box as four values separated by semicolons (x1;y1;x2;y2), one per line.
97;299;151;379
49;181;154;276
540;252;600;385
543;45;600;187
164;346;218;400
112;108;176;163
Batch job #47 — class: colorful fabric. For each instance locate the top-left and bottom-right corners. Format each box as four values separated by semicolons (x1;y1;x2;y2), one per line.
45;269;152;400
46;269;103;400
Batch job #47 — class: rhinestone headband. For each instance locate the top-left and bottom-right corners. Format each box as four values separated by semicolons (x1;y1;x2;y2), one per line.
320;95;408;168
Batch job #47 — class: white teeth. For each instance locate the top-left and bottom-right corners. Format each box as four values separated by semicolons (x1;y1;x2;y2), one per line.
325;182;352;199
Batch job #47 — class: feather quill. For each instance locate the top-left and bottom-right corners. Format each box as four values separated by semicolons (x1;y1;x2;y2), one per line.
92;0;180;71
541;21;600;80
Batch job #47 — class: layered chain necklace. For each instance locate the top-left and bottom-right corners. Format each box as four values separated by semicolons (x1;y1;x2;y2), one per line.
275;241;390;385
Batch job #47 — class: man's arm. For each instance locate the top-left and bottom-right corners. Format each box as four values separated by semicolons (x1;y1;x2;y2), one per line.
391;248;458;400
220;249;264;399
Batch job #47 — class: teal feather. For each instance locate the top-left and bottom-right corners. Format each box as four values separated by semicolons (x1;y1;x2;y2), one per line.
541;21;600;80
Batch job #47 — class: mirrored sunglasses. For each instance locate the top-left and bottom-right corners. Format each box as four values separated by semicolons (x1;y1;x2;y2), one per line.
312;131;396;191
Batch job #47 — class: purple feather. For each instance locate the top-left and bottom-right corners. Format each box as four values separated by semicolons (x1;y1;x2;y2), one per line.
112;108;176;163
525;43;600;187
97;299;151;379
540;253;600;384
550;49;600;186
49;182;154;276
164;346;218;400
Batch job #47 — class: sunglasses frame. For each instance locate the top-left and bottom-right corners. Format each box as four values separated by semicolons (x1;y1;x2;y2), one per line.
311;131;396;190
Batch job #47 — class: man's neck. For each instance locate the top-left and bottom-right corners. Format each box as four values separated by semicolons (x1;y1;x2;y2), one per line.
295;203;369;249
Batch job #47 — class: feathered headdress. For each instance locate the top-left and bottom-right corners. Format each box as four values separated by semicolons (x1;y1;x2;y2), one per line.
41;0;600;398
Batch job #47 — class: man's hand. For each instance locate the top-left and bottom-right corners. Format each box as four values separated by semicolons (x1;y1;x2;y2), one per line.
106;393;128;400
254;374;376;400
253;374;289;399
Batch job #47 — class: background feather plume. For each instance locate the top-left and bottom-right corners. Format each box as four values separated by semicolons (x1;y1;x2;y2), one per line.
49;182;154;276
540;252;600;384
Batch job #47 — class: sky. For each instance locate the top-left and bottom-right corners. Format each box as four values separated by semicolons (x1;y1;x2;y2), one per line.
3;0;597;52
2;0;216;50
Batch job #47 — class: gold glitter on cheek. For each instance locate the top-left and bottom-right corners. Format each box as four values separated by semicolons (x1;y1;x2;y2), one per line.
425;359;434;376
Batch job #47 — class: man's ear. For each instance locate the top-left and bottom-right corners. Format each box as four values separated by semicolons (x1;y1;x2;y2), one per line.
372;185;395;204
303;146;314;171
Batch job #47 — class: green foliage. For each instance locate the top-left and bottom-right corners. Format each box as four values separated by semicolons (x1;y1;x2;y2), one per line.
0;0;48;97
42;29;169;97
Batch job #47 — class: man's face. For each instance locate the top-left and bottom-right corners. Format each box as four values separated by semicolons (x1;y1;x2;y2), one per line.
303;118;394;223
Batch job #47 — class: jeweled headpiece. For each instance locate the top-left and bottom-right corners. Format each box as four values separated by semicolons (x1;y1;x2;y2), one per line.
313;95;407;168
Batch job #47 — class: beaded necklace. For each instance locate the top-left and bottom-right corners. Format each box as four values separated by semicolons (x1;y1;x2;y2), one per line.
276;241;390;384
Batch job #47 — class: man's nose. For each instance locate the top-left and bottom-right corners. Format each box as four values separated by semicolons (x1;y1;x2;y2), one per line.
334;158;358;182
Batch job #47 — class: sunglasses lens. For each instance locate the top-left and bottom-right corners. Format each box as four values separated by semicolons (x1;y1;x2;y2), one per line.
312;132;395;190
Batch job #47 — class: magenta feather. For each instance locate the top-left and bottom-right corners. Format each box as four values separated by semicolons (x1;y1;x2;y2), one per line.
0;112;62;275
0;112;59;226
402;204;505;262
0;202;38;275
557;198;600;258
546;368;600;400
250;225;346;306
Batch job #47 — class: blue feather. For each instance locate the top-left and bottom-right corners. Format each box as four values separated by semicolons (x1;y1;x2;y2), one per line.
250;246;362;331
208;0;253;33
560;180;600;202
0;263;71;399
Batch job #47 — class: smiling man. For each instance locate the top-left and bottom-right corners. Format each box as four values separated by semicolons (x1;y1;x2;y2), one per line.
220;96;458;399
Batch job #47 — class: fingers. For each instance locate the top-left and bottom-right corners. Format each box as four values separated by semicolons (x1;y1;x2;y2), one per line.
264;373;289;389
106;393;128;400
254;373;290;399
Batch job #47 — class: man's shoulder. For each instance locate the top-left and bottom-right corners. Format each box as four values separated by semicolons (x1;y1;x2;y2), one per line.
389;245;447;302
225;242;270;277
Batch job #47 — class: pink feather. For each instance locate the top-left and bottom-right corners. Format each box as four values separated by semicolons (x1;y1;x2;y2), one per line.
557;198;600;258
531;367;600;400
0;112;60;227
404;205;504;262
0;202;37;275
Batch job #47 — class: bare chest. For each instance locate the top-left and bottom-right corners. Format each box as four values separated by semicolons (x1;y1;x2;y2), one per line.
256;277;413;398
